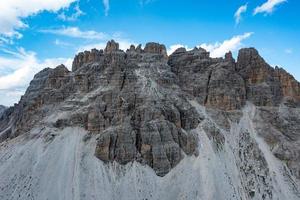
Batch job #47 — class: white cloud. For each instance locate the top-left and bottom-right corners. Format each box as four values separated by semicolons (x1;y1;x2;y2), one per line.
58;4;84;21
200;32;253;57
167;44;192;55
168;33;253;57
54;39;72;47
41;27;107;40
103;0;110;16
0;0;76;40
0;89;25;107
254;0;287;15
234;4;248;25
284;49;293;54
0;48;72;106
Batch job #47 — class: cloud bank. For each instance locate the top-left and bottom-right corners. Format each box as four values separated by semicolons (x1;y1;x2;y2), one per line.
167;33;253;58
0;0;76;39
0;48;72;106
200;32;253;57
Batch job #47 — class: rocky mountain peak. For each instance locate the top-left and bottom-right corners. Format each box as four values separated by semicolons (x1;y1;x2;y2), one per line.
0;41;299;179
236;47;266;73
225;51;235;63
104;39;120;53
0;105;6;116
144;42;167;57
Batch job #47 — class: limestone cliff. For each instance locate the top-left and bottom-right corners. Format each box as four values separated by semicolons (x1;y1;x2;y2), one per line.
0;40;300;200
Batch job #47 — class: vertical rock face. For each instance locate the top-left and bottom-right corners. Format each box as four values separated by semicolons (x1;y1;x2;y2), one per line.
225;51;235;64
237;48;283;106
168;47;246;110
168;47;213;105
72;49;104;71
105;40;120;53
275;67;300;102
205;65;246;110
236;48;300;106
0;105;6;117
0;40;299;181
254;105;300;179
144;42;168;58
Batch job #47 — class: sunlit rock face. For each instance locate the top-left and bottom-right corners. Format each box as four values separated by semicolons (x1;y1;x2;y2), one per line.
0;40;300;199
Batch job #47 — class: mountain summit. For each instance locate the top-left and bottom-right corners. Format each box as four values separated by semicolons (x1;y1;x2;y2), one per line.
0;40;299;200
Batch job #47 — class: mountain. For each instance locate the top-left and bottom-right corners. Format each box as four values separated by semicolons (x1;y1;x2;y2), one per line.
0;40;299;200
0;105;6;116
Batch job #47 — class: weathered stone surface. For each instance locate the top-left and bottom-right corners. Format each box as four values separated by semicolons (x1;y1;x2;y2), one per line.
0;65;73;139
0;105;6;117
144;42;167;58
168;47;214;105
254;105;300;179
105;40;119;53
72;49;104;71
0;40;299;178
169;47;246;110
84;47;201;176
275;66;300;102
225;51;235;64
237;48;283;106
235;48;300;107
205;64;246;110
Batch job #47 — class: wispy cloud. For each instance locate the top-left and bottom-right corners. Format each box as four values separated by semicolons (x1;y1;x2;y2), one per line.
254;0;287;15
234;3;248;25
58;4;85;21
0;47;72;106
167;33;253;57
103;0;110;16
284;49;293;54
140;0;154;6
200;32;254;57
41;27;107;40
54;39;72;47
0;0;76;40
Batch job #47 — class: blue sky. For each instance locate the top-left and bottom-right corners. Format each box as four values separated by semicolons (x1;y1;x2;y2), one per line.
0;0;299;106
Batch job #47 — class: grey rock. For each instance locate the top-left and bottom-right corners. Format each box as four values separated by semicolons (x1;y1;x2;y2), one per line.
0;105;6;117
105;40;119;53
0;40;299;179
237;48;283;106
144;42;168;58
254;105;300;179
205;64;246;110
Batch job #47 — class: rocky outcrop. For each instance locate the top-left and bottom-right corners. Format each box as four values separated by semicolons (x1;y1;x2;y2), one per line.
254;104;300;179
168;47;213;106
105;40;119;53
168;47;246;110
0;105;5;117
275;67;300;102
144;42;168;57
205;64;246;110
72;49;104;71
237;48;283;106
0;40;299;178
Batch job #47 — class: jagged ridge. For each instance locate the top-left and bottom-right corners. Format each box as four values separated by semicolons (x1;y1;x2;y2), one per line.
0;40;299;178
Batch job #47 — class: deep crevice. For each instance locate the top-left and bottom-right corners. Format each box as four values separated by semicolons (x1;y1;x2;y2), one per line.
204;69;213;105
120;71;126;91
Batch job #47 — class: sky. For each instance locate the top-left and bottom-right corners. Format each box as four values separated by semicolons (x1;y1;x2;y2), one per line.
0;0;299;106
